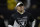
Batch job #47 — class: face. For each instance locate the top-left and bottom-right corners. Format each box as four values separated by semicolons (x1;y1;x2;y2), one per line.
0;15;4;19
16;6;24;12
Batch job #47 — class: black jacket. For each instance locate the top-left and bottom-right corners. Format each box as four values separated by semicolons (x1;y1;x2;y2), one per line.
8;10;34;27
0;18;5;27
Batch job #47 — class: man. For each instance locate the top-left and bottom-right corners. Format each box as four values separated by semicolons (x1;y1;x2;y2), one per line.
8;2;34;27
0;15;5;27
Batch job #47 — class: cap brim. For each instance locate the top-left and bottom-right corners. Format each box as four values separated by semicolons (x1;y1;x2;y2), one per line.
16;2;23;7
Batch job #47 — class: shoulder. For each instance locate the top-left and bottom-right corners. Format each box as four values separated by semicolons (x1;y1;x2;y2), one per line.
11;11;18;18
25;10;32;16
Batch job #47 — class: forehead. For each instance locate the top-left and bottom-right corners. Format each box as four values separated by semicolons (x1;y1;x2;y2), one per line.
17;5;24;7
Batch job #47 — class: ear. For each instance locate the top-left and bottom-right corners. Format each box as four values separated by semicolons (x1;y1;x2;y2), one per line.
23;6;24;8
15;6;18;10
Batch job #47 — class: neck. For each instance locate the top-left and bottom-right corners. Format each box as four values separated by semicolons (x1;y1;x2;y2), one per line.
17;10;25;14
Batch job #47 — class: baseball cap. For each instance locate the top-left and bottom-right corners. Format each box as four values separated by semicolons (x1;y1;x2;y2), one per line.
16;2;24;7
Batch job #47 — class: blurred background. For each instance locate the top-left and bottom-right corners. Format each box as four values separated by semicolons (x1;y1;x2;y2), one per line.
0;0;40;27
